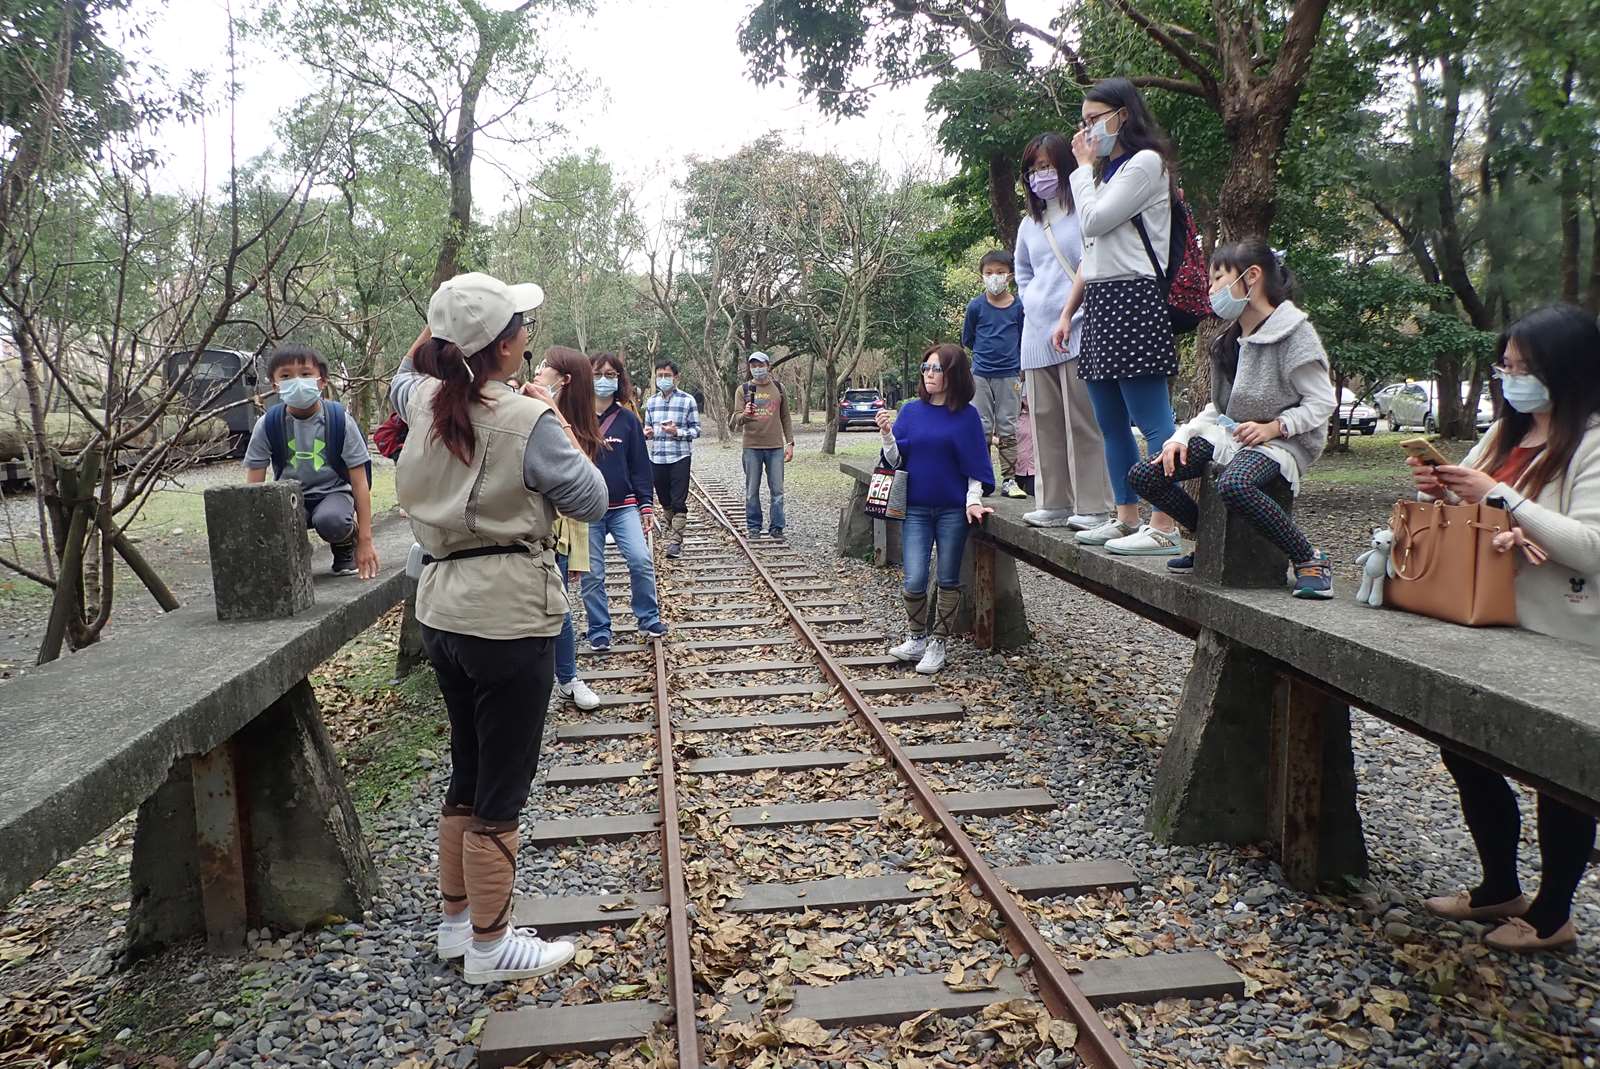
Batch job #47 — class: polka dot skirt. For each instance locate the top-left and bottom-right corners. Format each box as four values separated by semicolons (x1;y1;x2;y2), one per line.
1078;277;1179;382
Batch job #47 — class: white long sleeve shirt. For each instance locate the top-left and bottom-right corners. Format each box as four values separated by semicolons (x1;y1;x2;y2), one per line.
1069;150;1172;283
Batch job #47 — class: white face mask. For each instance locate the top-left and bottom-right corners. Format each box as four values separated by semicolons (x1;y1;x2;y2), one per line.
983;273;1010;296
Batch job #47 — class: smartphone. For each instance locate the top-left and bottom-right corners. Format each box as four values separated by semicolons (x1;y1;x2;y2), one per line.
1399;437;1451;467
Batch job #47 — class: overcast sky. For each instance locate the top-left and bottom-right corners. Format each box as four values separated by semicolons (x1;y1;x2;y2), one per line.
124;0;1068;220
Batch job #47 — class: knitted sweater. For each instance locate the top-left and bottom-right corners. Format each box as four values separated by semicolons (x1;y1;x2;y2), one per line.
1014;204;1084;369
889;400;995;509
1207;302;1335;475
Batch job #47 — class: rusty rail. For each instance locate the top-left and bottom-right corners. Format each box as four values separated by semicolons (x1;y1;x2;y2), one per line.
689;479;1139;1069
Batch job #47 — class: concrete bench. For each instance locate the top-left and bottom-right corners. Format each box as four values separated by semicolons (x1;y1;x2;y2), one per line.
839;460;1600;889
0;482;415;954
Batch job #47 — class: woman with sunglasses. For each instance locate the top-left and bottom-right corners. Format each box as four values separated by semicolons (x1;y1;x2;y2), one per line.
1409;304;1600;953
874;344;995;674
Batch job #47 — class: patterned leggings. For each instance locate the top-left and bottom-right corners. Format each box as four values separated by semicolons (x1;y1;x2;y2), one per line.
1127;437;1315;563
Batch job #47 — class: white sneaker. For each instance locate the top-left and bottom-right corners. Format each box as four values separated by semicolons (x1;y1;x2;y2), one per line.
1000;479;1027;499
889;634;928;662
1075;518;1138;546
1067;512;1111;531
437;913;471;960
1105;523;1184;556
463;927;576;984
1023;509;1075;528
915;638;947;675
557;679;600;711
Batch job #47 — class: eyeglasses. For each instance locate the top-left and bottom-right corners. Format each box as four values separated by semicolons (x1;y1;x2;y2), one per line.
920;362;945;374
1078;108;1120;132
1491;364;1529;379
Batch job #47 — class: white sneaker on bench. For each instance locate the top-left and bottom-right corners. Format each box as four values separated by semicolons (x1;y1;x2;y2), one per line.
463;927;575;984
1023;508;1075;528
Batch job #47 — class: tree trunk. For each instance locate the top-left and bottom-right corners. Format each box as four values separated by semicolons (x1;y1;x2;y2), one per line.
801;350;815;424
1587;202;1600;315
430;21;496;289
987;151;1021;248
820;353;840;455
1216;104;1292;241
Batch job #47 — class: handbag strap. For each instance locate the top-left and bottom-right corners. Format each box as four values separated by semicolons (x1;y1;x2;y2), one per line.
1391;503;1447;583
1040;218;1077;280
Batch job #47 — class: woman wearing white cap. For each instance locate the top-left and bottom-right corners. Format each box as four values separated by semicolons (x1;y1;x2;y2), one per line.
390;272;608;984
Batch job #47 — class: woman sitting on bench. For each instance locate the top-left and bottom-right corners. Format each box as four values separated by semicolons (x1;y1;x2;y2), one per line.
1125;240;1338;598
1412;304;1600;953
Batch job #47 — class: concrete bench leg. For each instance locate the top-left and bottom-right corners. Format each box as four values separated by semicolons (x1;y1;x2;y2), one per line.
968;540;1031;651
395;577;425;680
126;679;378;956
837;481;874;560
1147;629;1367;890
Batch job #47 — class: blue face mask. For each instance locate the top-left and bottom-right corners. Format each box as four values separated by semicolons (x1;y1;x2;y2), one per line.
1089;111;1121;157
277;376;321;410
1498;371;1552;413
594;376;618;397
1208;274;1253;322
656;377;674;391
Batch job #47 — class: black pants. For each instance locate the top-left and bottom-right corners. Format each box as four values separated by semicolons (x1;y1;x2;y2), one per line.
1442;746;1596;935
652;457;691;515
421;624;554;823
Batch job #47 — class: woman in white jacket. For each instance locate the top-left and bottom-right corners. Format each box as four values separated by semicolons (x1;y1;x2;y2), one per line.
1411;304;1600;953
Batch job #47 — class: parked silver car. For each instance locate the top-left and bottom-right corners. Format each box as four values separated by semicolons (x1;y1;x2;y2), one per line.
1386;381;1494;433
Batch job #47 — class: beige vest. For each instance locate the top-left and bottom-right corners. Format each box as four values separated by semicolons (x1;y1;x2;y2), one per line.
396;379;565;639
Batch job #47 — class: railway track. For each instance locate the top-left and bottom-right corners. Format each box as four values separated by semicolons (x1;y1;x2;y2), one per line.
476;478;1242;1067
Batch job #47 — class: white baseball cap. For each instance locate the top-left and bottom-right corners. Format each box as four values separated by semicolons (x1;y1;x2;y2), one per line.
747;351;770;364
428;272;544;357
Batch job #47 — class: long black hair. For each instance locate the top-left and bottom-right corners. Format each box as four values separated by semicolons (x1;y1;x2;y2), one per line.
1476;304;1600;499
1083;77;1177;189
1020;132;1076;222
1210;240;1297;306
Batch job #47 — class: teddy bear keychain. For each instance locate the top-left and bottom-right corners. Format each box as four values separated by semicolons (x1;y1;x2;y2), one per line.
1355;527;1396;608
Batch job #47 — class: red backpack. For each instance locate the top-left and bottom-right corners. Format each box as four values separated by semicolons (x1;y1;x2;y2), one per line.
1131;194;1211;336
372;412;408;460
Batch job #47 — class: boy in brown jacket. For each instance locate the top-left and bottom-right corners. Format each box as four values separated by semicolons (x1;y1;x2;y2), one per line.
730;351;795;538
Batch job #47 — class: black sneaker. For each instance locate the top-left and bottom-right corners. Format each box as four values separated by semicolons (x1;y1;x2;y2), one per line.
640;621;669;638
331;541;358;576
1167;552;1195;574
666;542;682;559
589;635;611;653
768;528;784;541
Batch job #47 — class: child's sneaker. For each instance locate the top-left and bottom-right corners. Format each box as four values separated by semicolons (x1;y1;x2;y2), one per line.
915;637;947;675
1291;551;1334;600
463;928;575;985
436;912;472;960
1075;518;1137;546
1167;552;1195;573
557;679;600;711
1105;524;1183;556
666;541;682;559
331;541;358;575
1001;479;1027;499
889;634;927;663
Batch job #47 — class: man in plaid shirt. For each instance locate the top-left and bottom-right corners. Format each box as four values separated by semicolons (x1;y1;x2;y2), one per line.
643;358;701;557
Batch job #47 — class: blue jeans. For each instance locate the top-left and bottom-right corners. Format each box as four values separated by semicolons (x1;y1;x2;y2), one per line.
901;505;970;596
1083;375;1177;506
579;506;662;642
555;553;577;685
743;447;786;532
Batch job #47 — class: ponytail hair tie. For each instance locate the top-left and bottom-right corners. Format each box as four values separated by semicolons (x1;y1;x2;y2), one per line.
1270;247;1288;270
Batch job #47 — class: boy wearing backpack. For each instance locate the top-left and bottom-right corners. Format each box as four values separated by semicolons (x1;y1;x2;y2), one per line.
729;352;794;538
244;345;379;578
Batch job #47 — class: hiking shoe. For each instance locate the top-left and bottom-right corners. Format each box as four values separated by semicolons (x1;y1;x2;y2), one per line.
1106;524;1183;556
1291;551;1334;599
331;541;358;575
1075;519;1137;546
768;528;784;541
1167;553;1195;574
1068;512;1111;531
640;621;669;638
588;635;611;653
557;679;600;711
463;928;576;984
889;634;927;663
1001;479;1028;499
436;913;472;960
1023;509;1076;528
915;637;947;675
665;542;682;559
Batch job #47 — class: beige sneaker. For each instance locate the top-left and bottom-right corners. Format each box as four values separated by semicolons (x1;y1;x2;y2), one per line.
1485;916;1577;953
1422;890;1529;923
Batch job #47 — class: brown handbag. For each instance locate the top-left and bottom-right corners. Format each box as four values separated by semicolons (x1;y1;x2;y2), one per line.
1385;499;1518;626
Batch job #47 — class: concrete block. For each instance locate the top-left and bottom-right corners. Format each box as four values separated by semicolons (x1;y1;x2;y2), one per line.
872;517;902;568
1193;466;1295;589
837;481;874;560
204;481;314;620
126;679;376;955
395;578;425;680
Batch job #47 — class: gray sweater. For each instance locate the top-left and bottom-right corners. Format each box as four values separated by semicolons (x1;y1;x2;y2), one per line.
1210;302;1335;474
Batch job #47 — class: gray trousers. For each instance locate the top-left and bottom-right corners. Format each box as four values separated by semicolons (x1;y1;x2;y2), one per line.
973;375;1021;480
304;490;357;545
1027;361;1114;515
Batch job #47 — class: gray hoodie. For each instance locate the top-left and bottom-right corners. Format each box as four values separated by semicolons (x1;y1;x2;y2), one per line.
1210;301;1336;475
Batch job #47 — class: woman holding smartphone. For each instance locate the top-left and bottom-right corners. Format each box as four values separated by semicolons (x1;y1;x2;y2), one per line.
1410;304;1600;952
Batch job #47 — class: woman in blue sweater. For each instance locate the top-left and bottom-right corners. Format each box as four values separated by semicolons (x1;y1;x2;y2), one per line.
580;352;666;650
874;343;995;674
